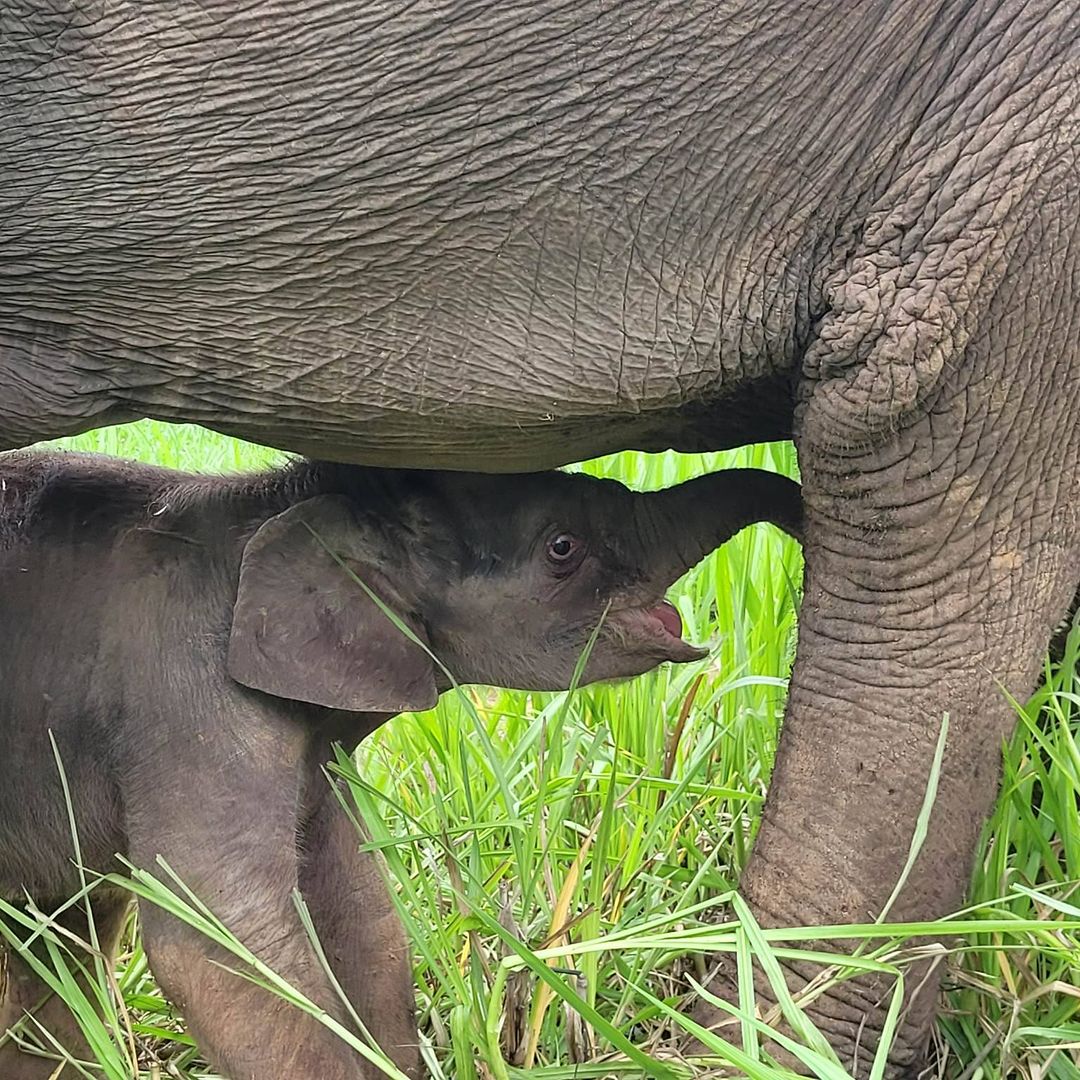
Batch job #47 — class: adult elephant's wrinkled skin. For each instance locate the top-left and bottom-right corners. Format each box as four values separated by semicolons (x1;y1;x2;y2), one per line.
2;2;1079;1075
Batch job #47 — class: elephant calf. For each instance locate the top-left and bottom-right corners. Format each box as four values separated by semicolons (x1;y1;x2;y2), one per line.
0;450;801;1080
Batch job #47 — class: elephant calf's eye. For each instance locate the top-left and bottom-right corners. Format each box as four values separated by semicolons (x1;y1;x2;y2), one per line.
545;532;583;567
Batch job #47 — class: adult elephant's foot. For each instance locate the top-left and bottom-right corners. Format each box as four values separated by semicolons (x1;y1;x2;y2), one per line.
684;928;937;1078
681;679;955;1078
680;789;943;1079
678;609;1039;1076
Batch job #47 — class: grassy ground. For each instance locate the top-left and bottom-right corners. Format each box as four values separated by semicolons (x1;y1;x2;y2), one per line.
6;421;1079;1079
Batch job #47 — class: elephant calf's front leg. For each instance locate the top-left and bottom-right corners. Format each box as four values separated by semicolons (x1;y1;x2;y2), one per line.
127;743;389;1080
139;895;379;1080
300;769;421;1078
0;890;130;1079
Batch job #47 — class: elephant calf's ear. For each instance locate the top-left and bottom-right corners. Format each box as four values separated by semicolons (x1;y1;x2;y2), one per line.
227;495;439;714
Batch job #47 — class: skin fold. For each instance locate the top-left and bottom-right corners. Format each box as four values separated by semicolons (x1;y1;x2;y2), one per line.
2;1;1079;1073
0;450;801;1080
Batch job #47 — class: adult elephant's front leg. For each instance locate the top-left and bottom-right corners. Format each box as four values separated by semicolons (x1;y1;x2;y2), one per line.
692;313;1080;1071
300;770;421;1078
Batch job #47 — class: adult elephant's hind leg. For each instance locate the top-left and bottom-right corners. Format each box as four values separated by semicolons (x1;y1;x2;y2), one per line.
300;768;421;1078
0;889;130;1079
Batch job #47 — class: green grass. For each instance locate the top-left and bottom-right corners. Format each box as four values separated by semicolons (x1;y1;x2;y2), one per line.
5;421;1078;1079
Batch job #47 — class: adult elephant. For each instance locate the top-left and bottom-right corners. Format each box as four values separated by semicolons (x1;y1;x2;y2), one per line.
2;1;1078;1076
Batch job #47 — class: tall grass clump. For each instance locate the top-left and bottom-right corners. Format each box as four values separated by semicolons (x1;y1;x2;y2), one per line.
7;421;1077;1079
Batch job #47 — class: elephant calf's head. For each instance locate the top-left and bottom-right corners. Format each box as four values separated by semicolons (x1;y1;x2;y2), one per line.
227;466;802;713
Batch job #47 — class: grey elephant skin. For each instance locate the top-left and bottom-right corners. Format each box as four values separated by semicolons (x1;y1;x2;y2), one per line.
0;450;800;1079
3;1;1080;1074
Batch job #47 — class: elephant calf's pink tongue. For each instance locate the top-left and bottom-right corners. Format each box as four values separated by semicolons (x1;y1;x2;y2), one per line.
651;600;683;638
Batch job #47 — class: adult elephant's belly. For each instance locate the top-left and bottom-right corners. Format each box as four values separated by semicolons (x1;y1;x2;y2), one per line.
3;272;802;466
163;362;798;471
3;280;798;468
8;218;800;470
